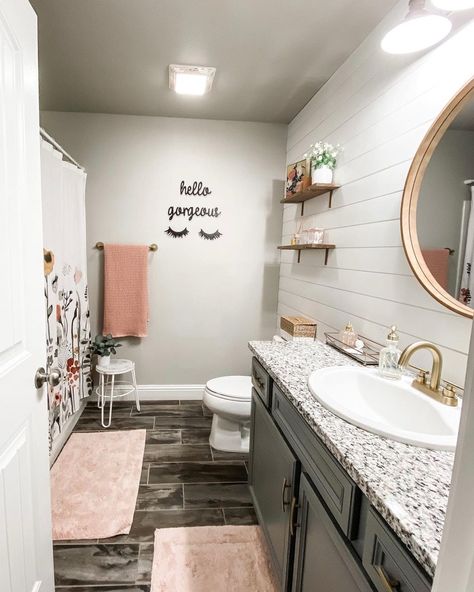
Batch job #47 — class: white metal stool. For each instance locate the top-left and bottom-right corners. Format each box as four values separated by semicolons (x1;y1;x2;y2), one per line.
95;358;140;428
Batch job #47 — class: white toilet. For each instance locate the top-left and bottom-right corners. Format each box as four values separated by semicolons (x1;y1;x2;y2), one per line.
203;375;252;453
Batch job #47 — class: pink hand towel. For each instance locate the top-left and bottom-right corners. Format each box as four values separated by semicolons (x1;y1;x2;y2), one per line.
103;243;149;337
422;248;449;291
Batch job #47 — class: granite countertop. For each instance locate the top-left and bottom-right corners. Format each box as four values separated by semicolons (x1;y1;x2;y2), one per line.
248;339;455;578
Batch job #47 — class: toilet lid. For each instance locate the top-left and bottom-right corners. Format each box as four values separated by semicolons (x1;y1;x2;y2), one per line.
206;376;252;401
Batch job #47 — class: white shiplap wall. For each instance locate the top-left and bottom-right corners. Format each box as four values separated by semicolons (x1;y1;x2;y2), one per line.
280;3;474;386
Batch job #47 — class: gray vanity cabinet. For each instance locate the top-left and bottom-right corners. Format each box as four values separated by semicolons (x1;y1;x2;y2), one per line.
249;356;433;592
292;473;373;592
249;390;299;590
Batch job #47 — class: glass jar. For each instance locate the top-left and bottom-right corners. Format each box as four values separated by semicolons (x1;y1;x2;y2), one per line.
306;228;316;244
313;228;325;244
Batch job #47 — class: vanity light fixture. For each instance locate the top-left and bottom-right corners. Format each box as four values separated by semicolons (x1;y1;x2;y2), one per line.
381;0;452;54
431;0;474;9
169;64;216;96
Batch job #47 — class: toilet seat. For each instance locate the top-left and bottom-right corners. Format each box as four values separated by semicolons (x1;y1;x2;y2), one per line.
205;376;252;402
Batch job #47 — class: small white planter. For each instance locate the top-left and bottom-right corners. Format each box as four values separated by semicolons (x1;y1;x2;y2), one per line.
98;355;111;367
312;165;333;184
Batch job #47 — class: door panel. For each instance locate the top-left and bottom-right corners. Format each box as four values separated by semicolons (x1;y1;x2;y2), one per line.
0;427;36;592
249;391;298;589
0;0;54;590
0;2;26;363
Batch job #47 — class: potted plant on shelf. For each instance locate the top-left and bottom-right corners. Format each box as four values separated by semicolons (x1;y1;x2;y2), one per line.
305;141;342;185
91;334;122;368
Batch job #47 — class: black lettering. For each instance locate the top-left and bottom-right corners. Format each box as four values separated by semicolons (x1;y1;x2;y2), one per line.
168;205;222;221
179;180;213;197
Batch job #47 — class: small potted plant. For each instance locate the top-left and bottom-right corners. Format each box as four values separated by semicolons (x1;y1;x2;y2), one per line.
305;141;342;184
91;334;122;367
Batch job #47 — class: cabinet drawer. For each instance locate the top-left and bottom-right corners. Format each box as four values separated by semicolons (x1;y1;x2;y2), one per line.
272;384;358;537
251;357;272;407
363;508;431;592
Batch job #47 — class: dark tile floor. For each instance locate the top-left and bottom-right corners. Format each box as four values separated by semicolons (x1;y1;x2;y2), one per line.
54;399;256;591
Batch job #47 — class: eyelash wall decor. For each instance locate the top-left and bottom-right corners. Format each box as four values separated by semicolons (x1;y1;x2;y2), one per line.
199;229;222;241
165;226;189;239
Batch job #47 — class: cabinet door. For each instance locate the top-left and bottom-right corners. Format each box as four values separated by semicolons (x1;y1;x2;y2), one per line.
292;474;372;592
249;391;298;590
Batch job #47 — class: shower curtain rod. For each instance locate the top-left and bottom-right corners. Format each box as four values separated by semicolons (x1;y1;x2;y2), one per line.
39;127;85;171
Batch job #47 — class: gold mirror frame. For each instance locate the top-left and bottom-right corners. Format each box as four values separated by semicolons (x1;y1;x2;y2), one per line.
401;78;474;319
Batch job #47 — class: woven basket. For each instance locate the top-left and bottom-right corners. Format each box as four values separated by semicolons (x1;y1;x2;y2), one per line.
280;316;316;338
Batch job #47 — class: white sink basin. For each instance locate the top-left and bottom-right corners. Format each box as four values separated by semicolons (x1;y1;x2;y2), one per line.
307;366;461;451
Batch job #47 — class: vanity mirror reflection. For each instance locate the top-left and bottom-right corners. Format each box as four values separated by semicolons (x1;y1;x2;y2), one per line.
401;79;474;318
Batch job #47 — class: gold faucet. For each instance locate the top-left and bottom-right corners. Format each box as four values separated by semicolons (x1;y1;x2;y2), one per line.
398;341;458;406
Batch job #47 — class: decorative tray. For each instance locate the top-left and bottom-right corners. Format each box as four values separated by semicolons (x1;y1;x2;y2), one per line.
325;332;382;366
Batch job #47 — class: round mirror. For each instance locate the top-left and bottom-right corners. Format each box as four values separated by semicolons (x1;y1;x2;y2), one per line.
401;79;474;318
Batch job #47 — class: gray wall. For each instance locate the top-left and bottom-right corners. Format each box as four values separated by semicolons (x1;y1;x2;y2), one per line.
418;129;474;294
41;111;287;385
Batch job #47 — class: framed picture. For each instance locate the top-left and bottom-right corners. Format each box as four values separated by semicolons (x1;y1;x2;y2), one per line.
286;159;310;197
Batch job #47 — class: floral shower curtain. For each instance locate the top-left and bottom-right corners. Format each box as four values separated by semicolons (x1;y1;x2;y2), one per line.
41;139;92;452
459;184;474;306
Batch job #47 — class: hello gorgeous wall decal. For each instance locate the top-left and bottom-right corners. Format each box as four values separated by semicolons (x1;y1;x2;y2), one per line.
165;180;222;239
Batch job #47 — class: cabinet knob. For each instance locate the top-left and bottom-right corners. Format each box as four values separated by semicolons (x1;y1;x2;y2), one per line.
252;372;265;390
289;496;299;537
375;565;401;592
281;478;291;512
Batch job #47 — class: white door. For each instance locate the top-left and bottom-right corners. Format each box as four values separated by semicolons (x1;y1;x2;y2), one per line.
0;0;55;591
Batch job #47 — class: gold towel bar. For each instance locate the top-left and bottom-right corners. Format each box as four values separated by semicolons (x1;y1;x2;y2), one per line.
94;242;158;252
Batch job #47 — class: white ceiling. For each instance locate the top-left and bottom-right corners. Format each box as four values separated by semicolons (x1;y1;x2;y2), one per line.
31;0;398;123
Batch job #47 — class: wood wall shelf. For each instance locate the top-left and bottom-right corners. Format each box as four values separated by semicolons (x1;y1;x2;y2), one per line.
278;243;335;264
281;183;340;214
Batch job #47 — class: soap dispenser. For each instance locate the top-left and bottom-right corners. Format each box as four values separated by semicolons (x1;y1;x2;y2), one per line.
379;325;402;380
340;322;357;347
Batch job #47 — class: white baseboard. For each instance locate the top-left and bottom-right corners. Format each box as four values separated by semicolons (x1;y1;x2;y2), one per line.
91;384;205;402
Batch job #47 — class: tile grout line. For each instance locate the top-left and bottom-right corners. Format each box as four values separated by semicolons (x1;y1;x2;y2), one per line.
131;504;253;512
147;480;248;486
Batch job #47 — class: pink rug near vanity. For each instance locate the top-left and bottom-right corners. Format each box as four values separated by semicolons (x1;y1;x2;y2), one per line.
50;429;146;540
151;525;278;592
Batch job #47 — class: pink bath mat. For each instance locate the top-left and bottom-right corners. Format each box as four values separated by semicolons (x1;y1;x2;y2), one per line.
50;429;146;540
151;525;278;592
